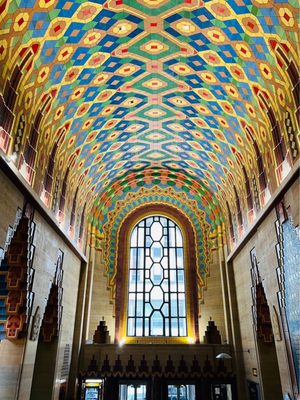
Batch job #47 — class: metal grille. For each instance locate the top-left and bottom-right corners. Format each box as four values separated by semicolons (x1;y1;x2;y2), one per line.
127;215;187;337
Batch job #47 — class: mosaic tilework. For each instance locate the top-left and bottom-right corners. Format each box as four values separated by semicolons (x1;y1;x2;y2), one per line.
88;166;225;285
0;0;299;246
92;166;222;227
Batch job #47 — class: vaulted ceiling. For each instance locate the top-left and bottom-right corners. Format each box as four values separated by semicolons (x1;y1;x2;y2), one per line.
0;0;299;251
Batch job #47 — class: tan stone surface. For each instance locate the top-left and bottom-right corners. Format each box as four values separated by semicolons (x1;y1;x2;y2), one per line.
231;179;299;398
199;249;226;343
0;171;81;400
88;249;115;342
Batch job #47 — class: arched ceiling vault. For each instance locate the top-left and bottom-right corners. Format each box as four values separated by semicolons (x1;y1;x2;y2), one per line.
0;0;299;249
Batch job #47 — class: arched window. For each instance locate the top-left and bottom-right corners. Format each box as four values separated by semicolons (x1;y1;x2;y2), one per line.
115;204;199;344
127;215;187;337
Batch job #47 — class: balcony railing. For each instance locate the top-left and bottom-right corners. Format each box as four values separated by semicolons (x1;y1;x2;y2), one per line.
40;187;52;208
276;157;291;184
19;153;35;185
0;126;12;154
56;209;65;224
260;186;271;208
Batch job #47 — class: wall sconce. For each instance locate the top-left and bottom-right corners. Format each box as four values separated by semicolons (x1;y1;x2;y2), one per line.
216;349;250;359
216;352;232;359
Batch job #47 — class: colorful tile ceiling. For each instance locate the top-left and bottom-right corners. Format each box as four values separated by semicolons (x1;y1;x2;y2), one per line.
0;0;299;243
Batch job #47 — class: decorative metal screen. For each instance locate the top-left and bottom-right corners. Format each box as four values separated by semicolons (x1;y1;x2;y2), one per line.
127;215;187;337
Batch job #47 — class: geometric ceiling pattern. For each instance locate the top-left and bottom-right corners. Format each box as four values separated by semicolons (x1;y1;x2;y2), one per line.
0;0;299;250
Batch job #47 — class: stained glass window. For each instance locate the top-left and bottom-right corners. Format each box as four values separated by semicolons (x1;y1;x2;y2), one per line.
127;215;187;337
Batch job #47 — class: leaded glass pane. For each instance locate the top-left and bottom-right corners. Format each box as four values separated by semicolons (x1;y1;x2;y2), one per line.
171;294;178;316
130;248;137;267
151;311;163;335
128;294;136;317
150;286;163;309
137;249;144;268
145;278;151;291
161;303;169;316
131;227;137;247
129;270;136;292
177;248;183;268
161;279;168;291
127;318;135;335
127;215;187;337
151;221;163;241
160;217;167;227
177;269;184;285
136;270;144;291
144;319;149;336
145;303;152;317
137;227;144;247
179;318;187;336
171;318;178;336
145;256;152;269
146;217;153;227
176;226;183;247
151;263;163;284
150;242;163;262
169;227;176;247
170;270;177;291
136;294;143;316
146;235;152;247
136;318;143;336
178;294;186;316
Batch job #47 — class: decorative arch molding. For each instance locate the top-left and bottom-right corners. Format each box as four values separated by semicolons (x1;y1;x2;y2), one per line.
91;167;222;229
114;203;200;344
90;185;221;294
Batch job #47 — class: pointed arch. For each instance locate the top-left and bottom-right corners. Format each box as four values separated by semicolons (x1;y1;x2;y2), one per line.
69;187;79;239
19;90;56;184
0;46;37;153
226;201;235;246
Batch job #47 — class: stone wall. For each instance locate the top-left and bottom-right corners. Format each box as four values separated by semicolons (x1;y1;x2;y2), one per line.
88;222;227;347
199;248;227;344
0;169;82;400
230;177;299;399
88;248;116;343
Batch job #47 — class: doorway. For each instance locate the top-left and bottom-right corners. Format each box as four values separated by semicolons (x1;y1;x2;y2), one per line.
211;383;232;400
119;382;148;400
167;384;196;400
